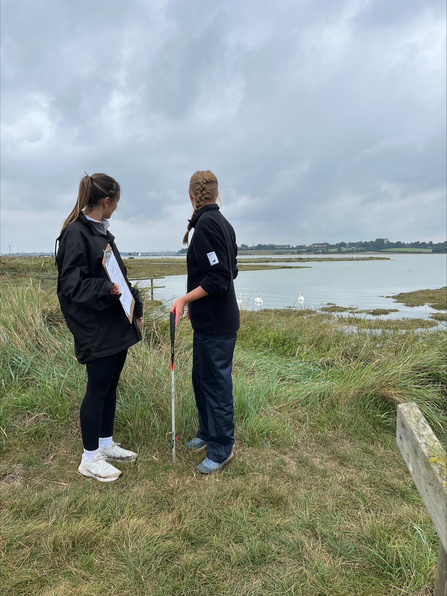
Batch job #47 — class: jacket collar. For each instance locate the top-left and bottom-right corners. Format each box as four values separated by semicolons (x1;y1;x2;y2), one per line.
189;203;219;229
78;212;115;242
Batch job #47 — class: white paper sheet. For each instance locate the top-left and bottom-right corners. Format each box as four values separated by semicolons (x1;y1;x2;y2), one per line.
103;245;135;323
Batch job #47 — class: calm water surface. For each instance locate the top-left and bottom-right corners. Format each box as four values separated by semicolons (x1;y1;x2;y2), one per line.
133;254;446;320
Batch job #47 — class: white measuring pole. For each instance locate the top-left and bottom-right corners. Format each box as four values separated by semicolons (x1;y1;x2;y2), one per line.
170;312;176;464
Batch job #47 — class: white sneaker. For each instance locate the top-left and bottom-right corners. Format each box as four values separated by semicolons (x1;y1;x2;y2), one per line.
100;442;137;463
78;454;122;482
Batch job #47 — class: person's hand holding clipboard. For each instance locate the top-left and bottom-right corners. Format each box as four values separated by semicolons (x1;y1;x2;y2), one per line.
102;244;135;323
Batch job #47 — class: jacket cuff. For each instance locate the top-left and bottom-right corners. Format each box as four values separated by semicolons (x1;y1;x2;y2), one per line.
101;280;114;296
200;278;216;295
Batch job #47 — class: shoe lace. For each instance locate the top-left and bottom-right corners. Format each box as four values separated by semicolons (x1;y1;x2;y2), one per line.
101;442;121;450
202;457;220;470
90;453;108;463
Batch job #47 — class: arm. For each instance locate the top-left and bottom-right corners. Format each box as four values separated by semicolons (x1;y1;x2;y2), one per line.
169;219;234;328
192;225;232;295
129;284;143;326
57;231;120;311
170;286;209;328
110;241;143;324
233;240;238;280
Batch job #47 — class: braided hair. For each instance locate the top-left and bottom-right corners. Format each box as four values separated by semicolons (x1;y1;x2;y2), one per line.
183;170;218;245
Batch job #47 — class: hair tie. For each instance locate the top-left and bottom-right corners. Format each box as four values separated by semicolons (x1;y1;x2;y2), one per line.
83;171;95;186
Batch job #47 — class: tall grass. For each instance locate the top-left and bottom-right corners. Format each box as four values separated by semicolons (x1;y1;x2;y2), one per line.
1;283;445;447
237;309;446;438
0;281;445;595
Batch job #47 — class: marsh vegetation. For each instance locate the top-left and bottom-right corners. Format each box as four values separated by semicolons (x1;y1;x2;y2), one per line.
389;287;447;311
0;255;307;283
0;276;445;595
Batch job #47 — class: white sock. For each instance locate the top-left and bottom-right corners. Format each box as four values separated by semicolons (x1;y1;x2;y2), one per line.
83;448;100;463
99;436;113;450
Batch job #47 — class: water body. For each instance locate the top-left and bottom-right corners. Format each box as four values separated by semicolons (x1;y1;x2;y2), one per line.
133;254;446;320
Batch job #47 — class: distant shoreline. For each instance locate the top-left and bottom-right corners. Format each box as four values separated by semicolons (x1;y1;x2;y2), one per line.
237;249;440;256
2;249;445;258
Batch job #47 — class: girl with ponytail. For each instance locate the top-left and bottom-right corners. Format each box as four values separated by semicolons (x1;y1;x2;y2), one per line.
56;173;143;482
170;170;239;474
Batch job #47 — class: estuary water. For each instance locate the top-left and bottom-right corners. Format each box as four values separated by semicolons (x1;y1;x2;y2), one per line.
133;254;447;320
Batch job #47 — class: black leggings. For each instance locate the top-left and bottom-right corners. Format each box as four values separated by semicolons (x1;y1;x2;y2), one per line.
80;350;128;451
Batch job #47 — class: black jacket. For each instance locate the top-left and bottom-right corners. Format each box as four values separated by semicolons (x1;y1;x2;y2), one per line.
56;213;142;364
187;204;240;335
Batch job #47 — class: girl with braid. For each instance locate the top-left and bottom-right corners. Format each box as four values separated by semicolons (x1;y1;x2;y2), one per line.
170;170;239;474
56;173;143;482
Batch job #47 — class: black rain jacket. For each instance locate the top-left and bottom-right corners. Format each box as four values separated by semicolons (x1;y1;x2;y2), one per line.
187;204;240;335
56;213;142;364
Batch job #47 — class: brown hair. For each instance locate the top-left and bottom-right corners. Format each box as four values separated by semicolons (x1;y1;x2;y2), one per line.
60;173;120;233
182;170;219;245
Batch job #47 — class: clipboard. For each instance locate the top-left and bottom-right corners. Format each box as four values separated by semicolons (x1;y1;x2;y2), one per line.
102;244;135;323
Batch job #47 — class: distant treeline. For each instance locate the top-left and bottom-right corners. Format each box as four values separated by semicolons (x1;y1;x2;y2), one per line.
236;239;447;254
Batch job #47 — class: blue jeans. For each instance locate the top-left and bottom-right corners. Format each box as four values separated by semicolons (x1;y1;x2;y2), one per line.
192;331;237;463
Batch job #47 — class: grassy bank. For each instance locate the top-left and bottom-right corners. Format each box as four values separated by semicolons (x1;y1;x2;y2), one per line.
124;258;306;278
0;255;388;285
380;248;432;253
0;281;446;595
0;256;56;280
0;256;305;283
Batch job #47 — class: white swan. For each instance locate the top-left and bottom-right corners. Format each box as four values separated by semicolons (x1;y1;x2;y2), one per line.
298;292;304;303
237;293;242;308
254;294;263;305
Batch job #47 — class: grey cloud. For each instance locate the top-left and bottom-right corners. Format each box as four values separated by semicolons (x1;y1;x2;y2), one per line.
353;0;445;30
1;0;445;252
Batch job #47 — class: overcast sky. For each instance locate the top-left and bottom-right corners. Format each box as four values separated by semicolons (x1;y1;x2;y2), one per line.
1;0;445;253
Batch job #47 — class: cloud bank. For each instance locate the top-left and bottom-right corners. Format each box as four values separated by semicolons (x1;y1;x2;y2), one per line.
1;0;445;252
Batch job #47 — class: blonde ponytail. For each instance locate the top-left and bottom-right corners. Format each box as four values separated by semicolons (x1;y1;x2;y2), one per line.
183;170;218;245
60;175;92;233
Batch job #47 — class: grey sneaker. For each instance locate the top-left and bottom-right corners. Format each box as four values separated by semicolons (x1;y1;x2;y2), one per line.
78;454;122;482
196;451;234;475
186;438;207;453
100;442;137;462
